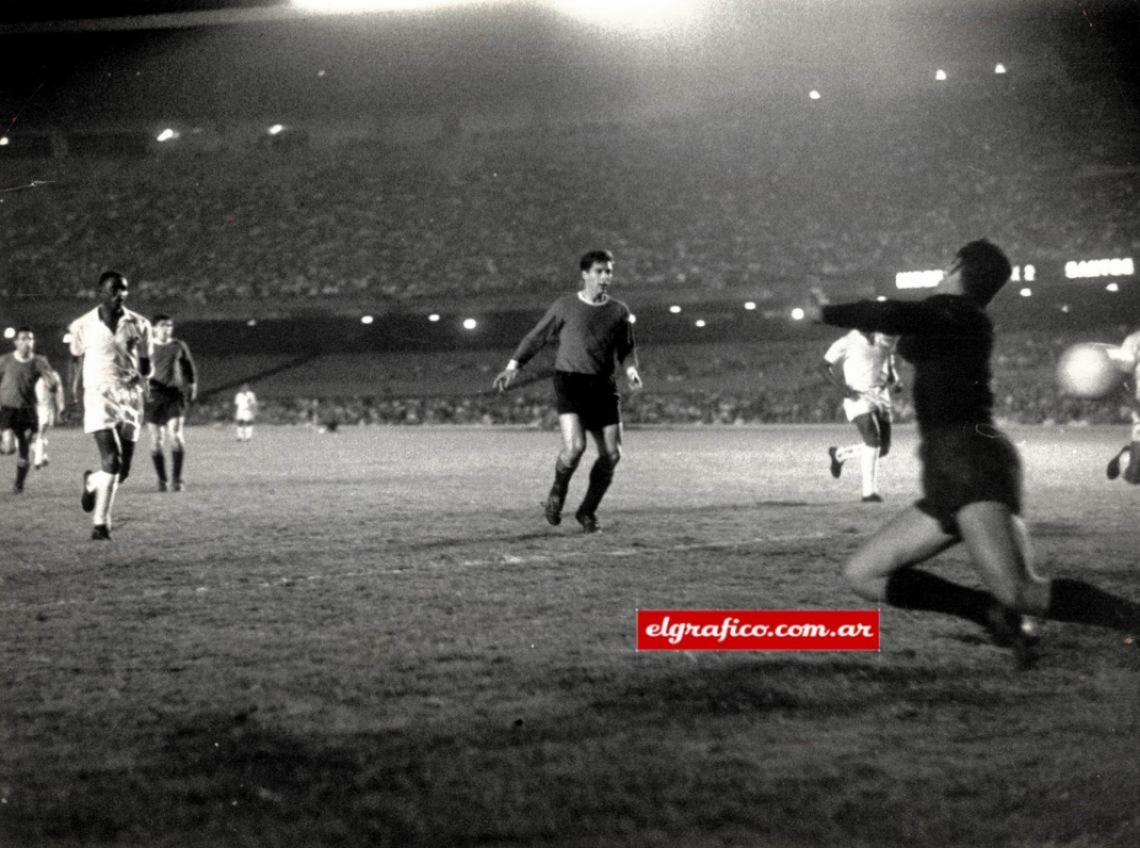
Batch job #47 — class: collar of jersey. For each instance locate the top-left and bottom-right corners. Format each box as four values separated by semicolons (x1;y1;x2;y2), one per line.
577;291;610;306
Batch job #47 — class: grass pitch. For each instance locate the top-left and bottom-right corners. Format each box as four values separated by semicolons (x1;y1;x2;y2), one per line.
1;424;1138;847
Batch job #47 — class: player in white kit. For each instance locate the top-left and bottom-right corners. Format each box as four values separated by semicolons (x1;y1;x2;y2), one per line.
68;271;153;540
821;330;900;502
234;384;258;441
1105;328;1140;484
33;367;66;469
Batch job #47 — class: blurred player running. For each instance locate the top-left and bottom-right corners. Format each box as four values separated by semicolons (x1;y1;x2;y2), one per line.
820;330;900;502
33;365;66;469
68;271;153;540
493;249;642;532
809;239;1140;662
146;314;198;491
234;383;258;441
1105;327;1140;484
0;327;62;493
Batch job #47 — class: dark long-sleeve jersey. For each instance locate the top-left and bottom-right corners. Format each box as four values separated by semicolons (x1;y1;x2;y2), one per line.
149;339;197;390
511;293;638;376
0;354;54;409
821;294;994;436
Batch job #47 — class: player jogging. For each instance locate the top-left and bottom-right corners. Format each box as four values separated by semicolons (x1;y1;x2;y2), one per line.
146;314;198;491
234;384;258;441
33;366;66;469
1105;327;1140;484
0;327;62;493
808;239;1140;663
821;330;899;502
493;249;642;532
68;270;153;540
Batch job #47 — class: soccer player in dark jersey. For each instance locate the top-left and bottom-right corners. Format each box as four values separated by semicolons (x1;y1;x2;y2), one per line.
493;249;642;532
0;327;62;493
145;314;198;491
808;239;1140;661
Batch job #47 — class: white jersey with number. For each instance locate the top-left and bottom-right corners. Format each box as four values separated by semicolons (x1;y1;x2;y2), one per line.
824;330;896;421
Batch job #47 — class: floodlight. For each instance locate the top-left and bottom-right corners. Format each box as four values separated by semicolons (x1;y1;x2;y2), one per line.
3;327;14;340
669;305;682;314
428;313;441;322
361;315;374;324
0;137;9;147
463;318;477;329
790;308;805;321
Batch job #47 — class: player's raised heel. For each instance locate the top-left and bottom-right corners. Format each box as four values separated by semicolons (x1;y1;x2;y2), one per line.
575;509;599;534
828;446;843;479
544;490;564;526
80;470;96;513
91;524;111;541
172;480;185;492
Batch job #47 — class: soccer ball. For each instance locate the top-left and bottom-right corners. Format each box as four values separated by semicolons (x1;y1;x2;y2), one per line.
1056;343;1124;400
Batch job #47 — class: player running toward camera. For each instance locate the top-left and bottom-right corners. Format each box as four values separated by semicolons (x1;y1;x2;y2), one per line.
821;330;900;502
1105;328;1140;484
234;384;257;441
493;249;642;533
807;239;1140;663
146;314;198;492
0;327;63;493
68;270;153;540
33;366;66;469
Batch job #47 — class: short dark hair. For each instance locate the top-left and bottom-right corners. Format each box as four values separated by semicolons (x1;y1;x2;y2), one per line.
15;325;34;336
955;239;1011;306
579;250;614;272
98;270;127;288
153;313;172;323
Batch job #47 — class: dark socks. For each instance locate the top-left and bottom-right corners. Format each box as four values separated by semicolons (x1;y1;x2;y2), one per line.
578;457;616;518
152;453;167;483
551;457;577;499
172;448;184;482
884;568;992;627
1047;578;1140;632
15;461;29;491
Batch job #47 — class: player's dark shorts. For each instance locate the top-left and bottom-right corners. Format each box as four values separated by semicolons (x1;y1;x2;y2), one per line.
0;405;38;435
553;371;621;431
916;423;1022;535
145;385;187;425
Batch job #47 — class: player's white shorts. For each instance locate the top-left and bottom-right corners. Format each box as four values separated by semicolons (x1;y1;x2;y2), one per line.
84;384;144;441
842;393;892;423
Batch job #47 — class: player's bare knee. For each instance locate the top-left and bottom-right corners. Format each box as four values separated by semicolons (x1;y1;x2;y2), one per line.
604;447;621;468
